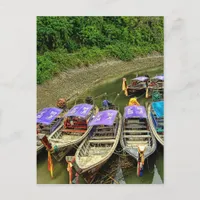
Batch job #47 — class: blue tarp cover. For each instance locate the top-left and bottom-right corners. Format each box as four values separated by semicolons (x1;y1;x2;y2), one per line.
152;101;164;118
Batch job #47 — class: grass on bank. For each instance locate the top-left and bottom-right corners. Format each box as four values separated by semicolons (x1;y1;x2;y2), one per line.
37;44;163;84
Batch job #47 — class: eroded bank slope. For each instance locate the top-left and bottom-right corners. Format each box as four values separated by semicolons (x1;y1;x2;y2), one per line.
37;56;163;111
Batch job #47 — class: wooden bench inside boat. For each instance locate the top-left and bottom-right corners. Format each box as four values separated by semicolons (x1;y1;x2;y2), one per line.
124;130;150;133
124;135;151;138
125;121;146;125
126;140;148;144
95;129;113;133
90;136;116;140
126;140;149;147
90;130;116;139
125;124;147;128
62;129;86;133
89;139;115;144
50;138;72;143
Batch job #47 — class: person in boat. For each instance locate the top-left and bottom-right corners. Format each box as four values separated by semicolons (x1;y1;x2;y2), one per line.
102;99;113;110
128;97;140;106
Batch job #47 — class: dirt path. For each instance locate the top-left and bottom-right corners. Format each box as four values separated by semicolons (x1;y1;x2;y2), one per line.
37;56;163;111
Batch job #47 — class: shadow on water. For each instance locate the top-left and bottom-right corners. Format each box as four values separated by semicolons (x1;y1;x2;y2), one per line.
37;67;164;184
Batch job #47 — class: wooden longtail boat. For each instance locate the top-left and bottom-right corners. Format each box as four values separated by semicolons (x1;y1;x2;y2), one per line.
147;101;164;146
147;75;164;99
75;109;122;183
48;103;99;162
122;76;149;97
37;107;64;154
148;75;164;90
120;105;157;176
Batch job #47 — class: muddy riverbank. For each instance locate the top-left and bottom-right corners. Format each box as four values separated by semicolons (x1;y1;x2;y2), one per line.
37;56;163;111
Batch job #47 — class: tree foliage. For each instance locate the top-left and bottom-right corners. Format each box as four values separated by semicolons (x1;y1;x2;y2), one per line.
37;16;164;84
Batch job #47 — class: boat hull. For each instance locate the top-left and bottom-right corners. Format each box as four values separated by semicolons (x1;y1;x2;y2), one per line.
76;160;107;184
37;145;44;154
52;146;74;162
127;88;146;97
147;103;164;146
75;111;122;183
120;105;157;162
49;106;99;161
49;126;93;161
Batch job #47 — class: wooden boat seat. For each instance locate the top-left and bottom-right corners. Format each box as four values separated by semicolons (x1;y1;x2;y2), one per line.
125;121;146;125
124;135;151;138
126;140;148;143
62;129;86;133
91;136;116;140
50;138;69;143
94;130;114;134
126;141;148;146
124;130;150;133
125;124;146;129
96;127;113;131
89;139;115;144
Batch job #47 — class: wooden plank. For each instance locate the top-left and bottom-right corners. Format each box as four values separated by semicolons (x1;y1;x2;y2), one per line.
126;141;148;144
91;136;115;140
124;130;149;133
50;138;66;143
124;135;151;138
89;139;115;144
96;127;113;130
125;122;146;125
125;124;146;128
94;130;113;134
62;129;86;133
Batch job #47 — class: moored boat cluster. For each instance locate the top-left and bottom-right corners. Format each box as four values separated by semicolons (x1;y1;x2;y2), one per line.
37;74;164;183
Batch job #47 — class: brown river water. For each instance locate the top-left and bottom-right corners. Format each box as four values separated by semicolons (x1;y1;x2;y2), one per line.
37;67;164;184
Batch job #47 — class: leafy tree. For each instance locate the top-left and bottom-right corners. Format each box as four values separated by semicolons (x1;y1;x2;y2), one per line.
37;16;164;84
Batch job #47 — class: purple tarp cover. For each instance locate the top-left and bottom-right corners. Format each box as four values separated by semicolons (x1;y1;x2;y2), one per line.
124;106;147;119
37;107;63;125
154;75;164;81
65;103;93;118
132;76;149;81
88;110;118;126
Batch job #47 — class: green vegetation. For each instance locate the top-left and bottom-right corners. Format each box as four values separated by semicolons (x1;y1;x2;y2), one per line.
37;17;164;84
